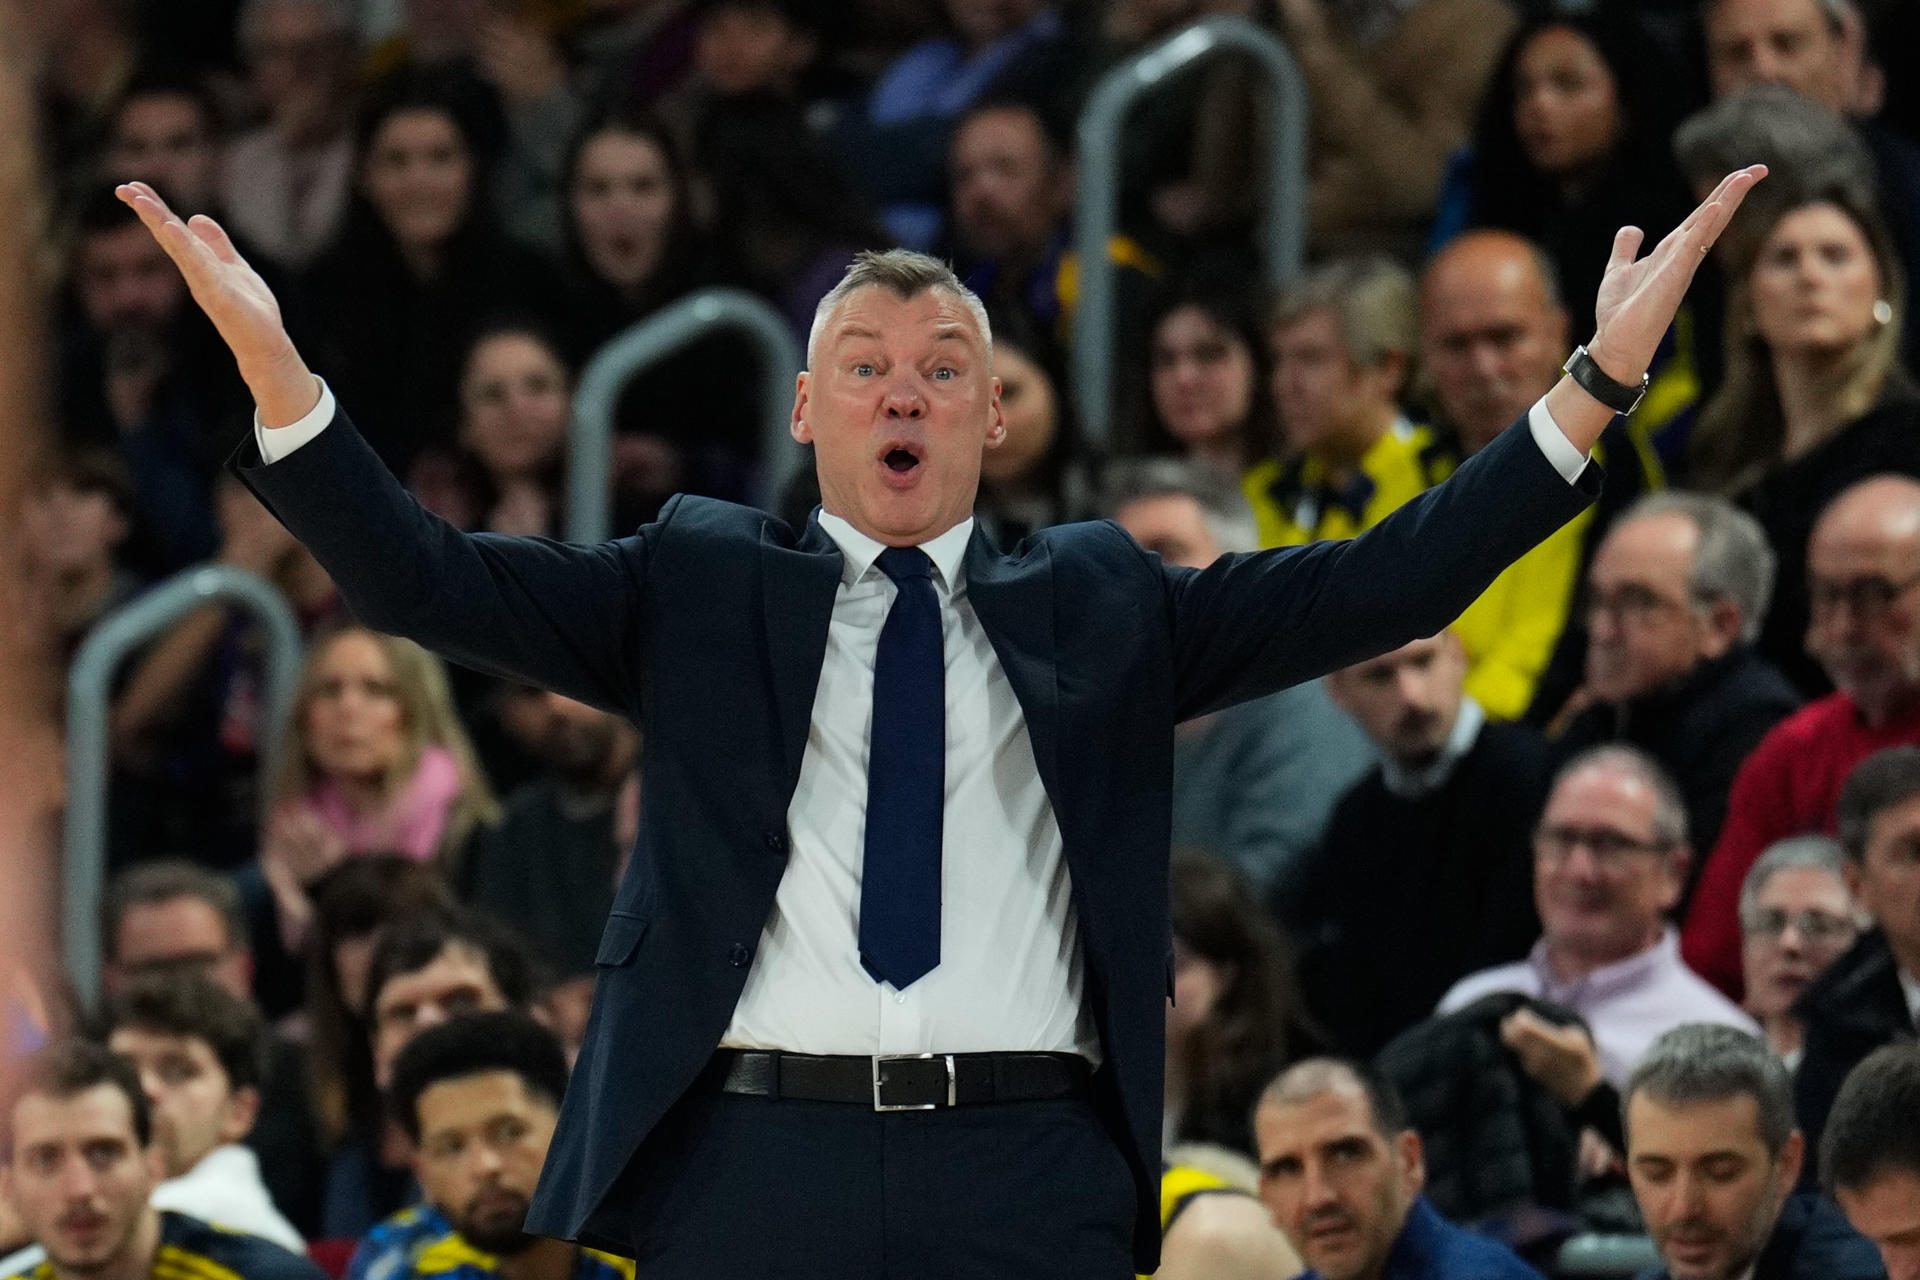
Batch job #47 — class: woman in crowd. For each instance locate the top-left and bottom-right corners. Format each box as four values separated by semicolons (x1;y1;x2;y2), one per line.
1164;852;1323;1156
975;332;1082;542
409;321;573;538
1138;277;1276;477
1451;14;1692;331
1687;183;1920;693
300;69;560;473
260;625;498;953
1738;836;1863;1068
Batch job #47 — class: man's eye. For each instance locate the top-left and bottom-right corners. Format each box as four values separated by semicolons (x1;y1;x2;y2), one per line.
854;364;875;377
932;367;955;381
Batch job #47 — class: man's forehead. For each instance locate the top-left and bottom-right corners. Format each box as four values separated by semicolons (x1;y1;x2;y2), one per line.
1629;1090;1765;1150
418;1070;542;1130
380;943;496;1004
1709;0;1828;35
824;289;983;348
13;1087;137;1145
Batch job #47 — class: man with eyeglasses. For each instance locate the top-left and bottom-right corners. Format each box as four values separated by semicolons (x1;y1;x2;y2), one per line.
1555;494;1801;893
1795;745;1920;1185
1438;746;1755;1089
1684;475;1920;999
1737;836;1863;1067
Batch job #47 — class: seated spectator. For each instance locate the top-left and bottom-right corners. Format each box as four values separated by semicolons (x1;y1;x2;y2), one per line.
1245;256;1421;549
1156;1160;1301;1280
1451;15;1692;332
300;70;562;473
1164;854;1323;1157
0;1039;324;1280
1683;476;1920;996
948;99;1157;385
1417;230;1665;723
103;974;302;1249
1556;494;1801;871
661;0;843;143
973;332;1079;544
1795;747;1920;1184
408;323;573;538
99;862;320;1235
1252;1058;1545;1280
846;0;1070;247
553;106;755;517
1739;836;1864;1064
18;447;141;665
221;0;359;270
98;74;225;220
1822;1043;1920;1278
386;1012;629;1280
332;911;533;1243
1623;1023;1882;1280
1303;631;1546;1056
1138;278;1276;478
1269;0;1517;258
1687;183;1919;695
260;626;498;953
462;693;637;979
1105;460;1374;899
1440;746;1757;1088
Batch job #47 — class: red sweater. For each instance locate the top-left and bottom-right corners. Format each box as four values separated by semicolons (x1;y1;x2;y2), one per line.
1681;692;1920;997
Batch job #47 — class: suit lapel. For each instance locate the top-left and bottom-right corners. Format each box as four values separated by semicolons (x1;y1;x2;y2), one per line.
964;527;1061;797
761;515;843;784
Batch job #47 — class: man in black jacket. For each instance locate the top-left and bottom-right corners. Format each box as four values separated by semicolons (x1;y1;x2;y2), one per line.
1556;493;1801;892
1625;1023;1880;1280
1823;1043;1920;1280
1301;631;1549;1056
1795;746;1920;1187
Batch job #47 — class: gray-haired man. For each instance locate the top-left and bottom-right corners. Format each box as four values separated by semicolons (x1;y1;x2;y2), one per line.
1556;493;1801;873
1624;1023;1880;1280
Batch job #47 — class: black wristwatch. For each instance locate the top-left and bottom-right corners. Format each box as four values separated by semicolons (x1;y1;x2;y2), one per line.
1563;344;1648;416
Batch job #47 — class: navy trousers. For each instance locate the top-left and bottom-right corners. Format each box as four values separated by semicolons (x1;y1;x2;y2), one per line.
609;1079;1138;1278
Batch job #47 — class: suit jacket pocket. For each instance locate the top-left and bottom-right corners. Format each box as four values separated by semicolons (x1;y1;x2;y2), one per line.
595;911;650;967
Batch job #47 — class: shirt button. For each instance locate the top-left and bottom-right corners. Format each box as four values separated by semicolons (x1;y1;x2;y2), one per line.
728;943;751;968
763;830;787;853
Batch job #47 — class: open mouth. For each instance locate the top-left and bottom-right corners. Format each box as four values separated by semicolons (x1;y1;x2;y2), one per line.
876;441;925;484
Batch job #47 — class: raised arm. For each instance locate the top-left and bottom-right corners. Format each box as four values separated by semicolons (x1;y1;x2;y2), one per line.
116;183;650;712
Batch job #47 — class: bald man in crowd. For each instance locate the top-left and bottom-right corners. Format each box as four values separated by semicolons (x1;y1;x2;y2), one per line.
1418;231;1667;723
1685;475;1920;996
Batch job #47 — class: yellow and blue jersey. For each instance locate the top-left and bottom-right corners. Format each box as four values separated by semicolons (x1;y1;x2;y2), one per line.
17;1210;324;1280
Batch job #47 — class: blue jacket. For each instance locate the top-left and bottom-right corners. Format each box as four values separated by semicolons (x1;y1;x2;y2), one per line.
1633;1193;1885;1280
236;408;1594;1272
1304;1197;1546;1280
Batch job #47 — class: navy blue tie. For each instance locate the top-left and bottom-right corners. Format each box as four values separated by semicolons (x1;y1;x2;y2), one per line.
860;546;944;989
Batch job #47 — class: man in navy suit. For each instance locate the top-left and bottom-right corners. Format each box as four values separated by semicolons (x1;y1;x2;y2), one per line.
118;167;1762;1278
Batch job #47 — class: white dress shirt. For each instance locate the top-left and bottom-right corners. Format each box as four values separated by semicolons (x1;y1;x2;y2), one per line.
256;385;1591;1063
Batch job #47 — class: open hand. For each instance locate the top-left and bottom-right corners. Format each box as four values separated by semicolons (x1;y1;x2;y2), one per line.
115;182;321;427
1500;1007;1603;1109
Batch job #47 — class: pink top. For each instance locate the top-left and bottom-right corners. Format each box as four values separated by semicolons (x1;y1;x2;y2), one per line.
302;745;464;861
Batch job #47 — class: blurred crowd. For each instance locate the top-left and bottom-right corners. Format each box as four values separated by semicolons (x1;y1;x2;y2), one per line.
15;0;1920;1276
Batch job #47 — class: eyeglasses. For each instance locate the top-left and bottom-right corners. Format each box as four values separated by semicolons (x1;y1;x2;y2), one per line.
1585;583;1700;626
1534;824;1673;868
1808;572;1920;620
1739;907;1860;943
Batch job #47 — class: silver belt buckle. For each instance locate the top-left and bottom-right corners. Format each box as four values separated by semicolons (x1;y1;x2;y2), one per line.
871;1053;957;1111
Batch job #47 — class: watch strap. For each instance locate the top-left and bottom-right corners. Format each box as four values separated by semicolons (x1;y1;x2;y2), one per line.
1563;344;1648;416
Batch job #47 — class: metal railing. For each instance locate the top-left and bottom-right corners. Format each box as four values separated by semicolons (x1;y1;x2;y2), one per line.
1072;15;1308;451
63;566;303;996
1554;1233;1660;1277
567;288;805;543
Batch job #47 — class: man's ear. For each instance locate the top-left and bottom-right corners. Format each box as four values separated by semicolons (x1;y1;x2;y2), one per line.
144;1143;166;1186
1397;1128;1426;1195
1663;846;1693;909
984;376;1007;448
1777;1129;1806;1192
219;1086;261;1146
1701;598;1744;657
790;371;812;444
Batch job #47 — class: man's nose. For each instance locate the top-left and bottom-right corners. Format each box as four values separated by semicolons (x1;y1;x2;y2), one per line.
1301;1162;1337;1210
883;376;925;417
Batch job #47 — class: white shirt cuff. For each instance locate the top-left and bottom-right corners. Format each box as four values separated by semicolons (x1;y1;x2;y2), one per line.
253;379;336;464
1527;396;1592;485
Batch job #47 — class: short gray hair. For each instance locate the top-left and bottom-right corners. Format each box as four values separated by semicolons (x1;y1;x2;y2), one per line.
1673;84;1875;199
1100;459;1259;555
807;249;992;368
1625;1023;1796;1157
1555;744;1689;849
1738;834;1849;923
1615;492;1776;644
1272;255;1418;371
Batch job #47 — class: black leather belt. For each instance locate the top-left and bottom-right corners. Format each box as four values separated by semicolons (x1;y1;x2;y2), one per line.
706;1049;1092;1111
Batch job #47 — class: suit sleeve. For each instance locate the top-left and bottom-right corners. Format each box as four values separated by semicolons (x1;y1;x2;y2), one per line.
232;404;653;715
1162;413;1600;722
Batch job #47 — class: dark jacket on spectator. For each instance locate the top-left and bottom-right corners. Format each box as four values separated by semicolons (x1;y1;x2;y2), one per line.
1632;1192;1884;1280
1555;646;1801;901
1375;992;1582;1226
1299;720;1546;1057
1793;928;1916;1189
1301;1195;1546;1280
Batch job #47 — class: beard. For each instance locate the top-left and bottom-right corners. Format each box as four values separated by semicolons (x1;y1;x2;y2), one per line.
455;1192;535;1257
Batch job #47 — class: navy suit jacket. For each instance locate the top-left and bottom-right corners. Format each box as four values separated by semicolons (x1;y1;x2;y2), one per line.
236;407;1596;1271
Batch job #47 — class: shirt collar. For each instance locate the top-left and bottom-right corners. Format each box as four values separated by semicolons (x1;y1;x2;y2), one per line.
1529;925;1680;1005
1898;966;1920;1030
1380;697;1485;798
815;510;974;595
